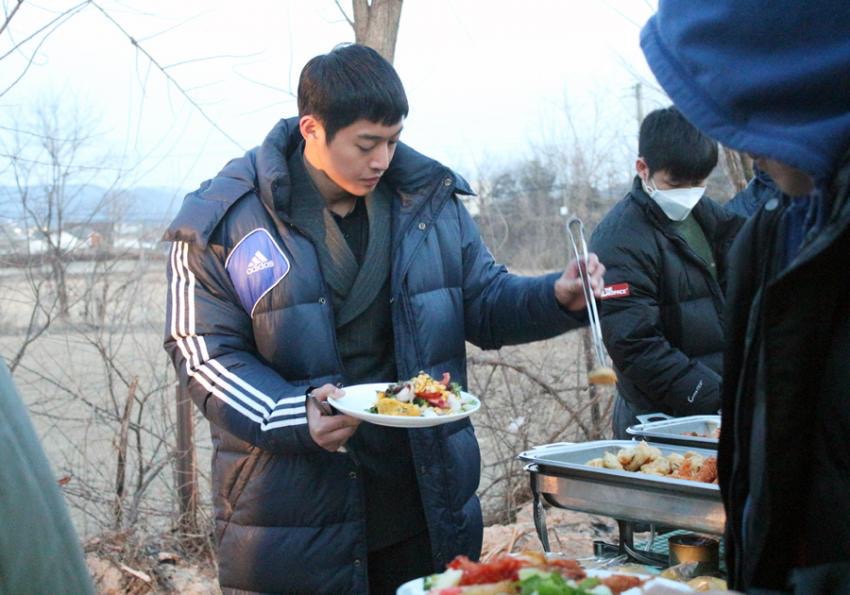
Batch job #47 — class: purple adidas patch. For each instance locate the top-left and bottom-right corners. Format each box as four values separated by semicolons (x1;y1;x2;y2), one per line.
225;229;290;317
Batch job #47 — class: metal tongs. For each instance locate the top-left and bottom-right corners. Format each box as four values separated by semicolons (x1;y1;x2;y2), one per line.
566;217;608;369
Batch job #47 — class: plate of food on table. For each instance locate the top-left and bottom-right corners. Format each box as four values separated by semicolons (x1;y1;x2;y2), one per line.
396;550;696;594
328;372;480;428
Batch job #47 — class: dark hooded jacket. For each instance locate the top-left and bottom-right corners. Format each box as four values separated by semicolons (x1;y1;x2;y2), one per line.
590;178;743;438
163;118;585;594
642;2;850;591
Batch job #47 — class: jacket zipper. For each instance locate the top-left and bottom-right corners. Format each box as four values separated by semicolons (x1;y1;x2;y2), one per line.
257;194;348;377
391;174;454;373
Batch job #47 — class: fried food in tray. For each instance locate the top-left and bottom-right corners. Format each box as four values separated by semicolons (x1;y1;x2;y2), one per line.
682;427;721;439
586;440;718;484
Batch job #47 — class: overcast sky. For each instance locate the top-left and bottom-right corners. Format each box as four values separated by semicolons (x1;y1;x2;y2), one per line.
1;1;666;192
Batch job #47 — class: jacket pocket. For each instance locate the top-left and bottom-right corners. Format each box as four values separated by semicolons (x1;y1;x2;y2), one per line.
218;448;267;542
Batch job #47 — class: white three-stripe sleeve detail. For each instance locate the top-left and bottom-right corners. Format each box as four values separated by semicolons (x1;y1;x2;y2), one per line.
169;243;181;340
176;243;188;356
206;359;276;409
182;243;202;370
169;241;306;429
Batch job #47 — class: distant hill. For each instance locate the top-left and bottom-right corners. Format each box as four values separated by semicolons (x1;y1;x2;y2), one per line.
0;185;187;225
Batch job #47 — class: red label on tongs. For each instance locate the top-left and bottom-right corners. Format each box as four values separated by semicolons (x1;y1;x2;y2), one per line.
601;283;630;300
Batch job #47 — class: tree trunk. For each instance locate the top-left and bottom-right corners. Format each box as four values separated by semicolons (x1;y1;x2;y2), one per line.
352;0;403;63
51;251;70;318
723;147;753;193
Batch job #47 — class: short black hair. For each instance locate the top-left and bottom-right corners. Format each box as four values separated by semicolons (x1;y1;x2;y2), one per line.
297;44;409;143
639;106;718;182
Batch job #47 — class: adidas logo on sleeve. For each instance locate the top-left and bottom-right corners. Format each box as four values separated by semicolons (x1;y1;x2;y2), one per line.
225;229;291;317
246;250;275;275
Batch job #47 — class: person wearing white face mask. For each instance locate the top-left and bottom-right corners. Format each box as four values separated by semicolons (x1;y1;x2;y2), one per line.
590;107;745;438
641;174;706;222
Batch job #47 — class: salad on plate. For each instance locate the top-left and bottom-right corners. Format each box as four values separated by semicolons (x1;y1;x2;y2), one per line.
369;372;476;418
396;551;664;595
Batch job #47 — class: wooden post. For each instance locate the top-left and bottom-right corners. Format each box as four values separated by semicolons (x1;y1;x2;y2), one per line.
175;384;198;533
113;378;138;529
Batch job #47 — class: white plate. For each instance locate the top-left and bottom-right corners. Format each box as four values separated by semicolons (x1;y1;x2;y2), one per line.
396;568;694;594
328;382;480;428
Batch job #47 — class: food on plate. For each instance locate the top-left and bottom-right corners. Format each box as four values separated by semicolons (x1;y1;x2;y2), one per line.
422;551;647;594
586;441;718;484
375;398;421;416
686;576;727;591
367;372;475;417
682;427;721;439
588;366;618;385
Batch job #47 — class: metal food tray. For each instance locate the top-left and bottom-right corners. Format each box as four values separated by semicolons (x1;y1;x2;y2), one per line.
519;440;725;536
626;413;720;449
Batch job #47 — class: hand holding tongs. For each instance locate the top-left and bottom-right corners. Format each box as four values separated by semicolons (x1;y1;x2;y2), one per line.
566;217;614;382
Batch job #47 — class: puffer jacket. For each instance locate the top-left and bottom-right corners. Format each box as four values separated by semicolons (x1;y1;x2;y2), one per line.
163;118;585;594
590;177;743;437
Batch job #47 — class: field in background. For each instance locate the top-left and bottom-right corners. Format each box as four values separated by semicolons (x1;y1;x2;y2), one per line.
1;258;614;591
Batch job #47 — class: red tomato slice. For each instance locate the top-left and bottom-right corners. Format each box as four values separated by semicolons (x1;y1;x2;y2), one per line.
418;391;444;403
447;555;526;585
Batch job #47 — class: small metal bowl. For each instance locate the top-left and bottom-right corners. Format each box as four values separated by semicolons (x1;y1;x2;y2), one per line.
668;533;720;573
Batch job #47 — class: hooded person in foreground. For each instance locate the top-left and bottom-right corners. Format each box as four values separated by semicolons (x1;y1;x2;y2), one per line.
641;2;850;593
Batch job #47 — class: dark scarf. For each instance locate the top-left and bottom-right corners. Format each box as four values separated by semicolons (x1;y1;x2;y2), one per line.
287;150;392;328
286;149;425;551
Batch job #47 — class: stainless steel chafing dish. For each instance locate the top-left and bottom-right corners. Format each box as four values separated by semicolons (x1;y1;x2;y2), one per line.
626;414;720;449
519;440;725;554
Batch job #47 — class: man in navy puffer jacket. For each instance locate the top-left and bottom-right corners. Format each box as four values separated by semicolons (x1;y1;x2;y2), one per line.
163;44;604;594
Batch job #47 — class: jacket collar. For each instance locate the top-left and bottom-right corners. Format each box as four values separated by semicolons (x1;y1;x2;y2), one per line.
287;146;393;327
163;117;475;248
255;117;473;222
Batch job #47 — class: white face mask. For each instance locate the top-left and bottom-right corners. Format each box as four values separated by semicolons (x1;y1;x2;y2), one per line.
642;177;706;221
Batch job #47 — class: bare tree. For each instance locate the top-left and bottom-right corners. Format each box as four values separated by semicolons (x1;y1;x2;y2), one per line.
0;98;120;373
335;0;403;63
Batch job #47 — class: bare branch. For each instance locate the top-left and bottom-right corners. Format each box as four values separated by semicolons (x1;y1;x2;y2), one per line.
0;0;24;37
468;354;594;439
598;0;642;28
232;68;295;96
88;0;243;150
0;2;89;97
163;50;263;70
333;0;355;29
0;0;88;62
